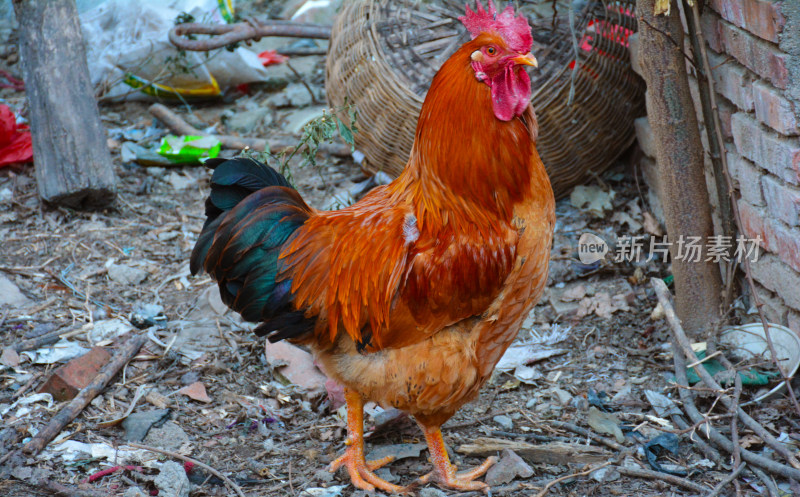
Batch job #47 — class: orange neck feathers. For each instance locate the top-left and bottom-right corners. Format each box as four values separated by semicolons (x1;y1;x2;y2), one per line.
392;36;542;231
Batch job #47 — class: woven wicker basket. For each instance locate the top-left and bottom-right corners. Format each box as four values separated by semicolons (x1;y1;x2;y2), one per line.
325;0;645;198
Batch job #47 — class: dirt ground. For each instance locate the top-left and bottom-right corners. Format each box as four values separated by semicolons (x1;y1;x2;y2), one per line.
1;3;797;497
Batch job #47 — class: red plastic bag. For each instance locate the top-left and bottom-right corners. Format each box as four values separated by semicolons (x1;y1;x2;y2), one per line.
0;105;33;168
257;50;289;67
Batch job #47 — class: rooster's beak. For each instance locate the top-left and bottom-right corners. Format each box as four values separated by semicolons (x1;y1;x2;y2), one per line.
513;53;538;68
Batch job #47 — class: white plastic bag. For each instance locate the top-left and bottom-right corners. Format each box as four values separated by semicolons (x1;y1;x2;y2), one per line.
80;0;270;101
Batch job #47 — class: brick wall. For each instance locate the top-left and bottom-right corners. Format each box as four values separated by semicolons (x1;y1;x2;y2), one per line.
633;0;800;335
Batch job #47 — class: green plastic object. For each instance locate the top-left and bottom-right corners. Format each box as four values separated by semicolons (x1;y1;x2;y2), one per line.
686;350;779;386
157;135;221;164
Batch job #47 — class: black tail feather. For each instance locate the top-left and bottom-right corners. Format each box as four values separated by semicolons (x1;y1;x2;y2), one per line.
190;157;315;342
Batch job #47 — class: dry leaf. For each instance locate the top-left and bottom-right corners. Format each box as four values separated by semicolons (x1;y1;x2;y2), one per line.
587;406;625;443
643;212;663;236
1;347;20;367
177;381;212;403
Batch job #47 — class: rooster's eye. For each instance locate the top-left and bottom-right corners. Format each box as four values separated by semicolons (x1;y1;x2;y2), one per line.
486;47;496;55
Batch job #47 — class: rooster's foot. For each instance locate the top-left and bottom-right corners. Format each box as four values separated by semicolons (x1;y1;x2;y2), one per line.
329;446;402;492
419;455;497;492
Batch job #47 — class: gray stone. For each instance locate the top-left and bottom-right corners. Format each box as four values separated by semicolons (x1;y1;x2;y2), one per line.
550;387;574;406
590;465;620;482
122;409;171;442
226;107;272;134
285;82;314;107
144;421;190;451
154;461;190;497
419;488;447;497
485;449;534;486
267;92;290;108
366;443;425;462
375;467;399;483
493;414;513;431
108;263;149;285
0;274;30;307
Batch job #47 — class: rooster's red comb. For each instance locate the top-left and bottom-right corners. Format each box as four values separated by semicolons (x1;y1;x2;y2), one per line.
458;1;533;53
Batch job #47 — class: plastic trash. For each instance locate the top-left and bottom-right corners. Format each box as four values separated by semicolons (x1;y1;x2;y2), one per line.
0;105;33;168
157;135;221;163
80;0;270;101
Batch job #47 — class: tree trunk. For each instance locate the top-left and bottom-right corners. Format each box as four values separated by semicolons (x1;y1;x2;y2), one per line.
13;0;116;208
636;0;722;335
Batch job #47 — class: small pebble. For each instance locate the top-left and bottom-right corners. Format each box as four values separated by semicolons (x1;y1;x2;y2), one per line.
493;414;513;431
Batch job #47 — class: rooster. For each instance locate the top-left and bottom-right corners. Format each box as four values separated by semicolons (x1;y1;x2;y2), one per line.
190;1;554;492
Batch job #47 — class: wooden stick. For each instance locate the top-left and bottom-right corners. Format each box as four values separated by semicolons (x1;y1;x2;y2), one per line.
22;334;147;455
704;463;746;497
11;324;81;353
617;467;709;493
148;103;351;157
13;0;116;208
534;461;612;497
548;420;626;452
671;331;800;481
652;278;800;469
128;442;246;497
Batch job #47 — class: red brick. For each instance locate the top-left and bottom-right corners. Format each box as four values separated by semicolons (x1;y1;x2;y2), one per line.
717;99;735;139
752;80;799;136
743;203;800;272
38;347;111;401
728;151;764;206
731;111;800;184
708;51;754;111
702;13;724;53
761;175;800;226
707;0;786;43
709;16;789;89
767;218;800;273
749;253;800;310
738;199;767;240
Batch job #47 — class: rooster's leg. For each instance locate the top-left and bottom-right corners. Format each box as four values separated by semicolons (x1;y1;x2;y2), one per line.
328;389;403;492
418;424;497;492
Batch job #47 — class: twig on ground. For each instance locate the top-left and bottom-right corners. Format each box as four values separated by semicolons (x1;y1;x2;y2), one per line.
704;463;746;497
490;430;563;444
548;420;626;452
671;327;800;481
617;466;709;493
534;461;612;497
750;465;779;497
11;324;80;353
669;414;723;465
22;333;147;455
443;408;517;430
285;61;318;105
652;278;800;469
730;368;743;495
148;103;351;157
128;442;246;497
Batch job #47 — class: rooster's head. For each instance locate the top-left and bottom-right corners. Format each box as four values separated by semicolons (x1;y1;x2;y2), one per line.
459;0;537;121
